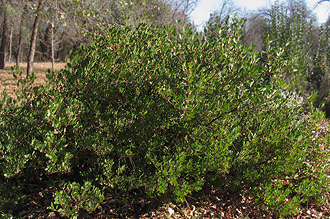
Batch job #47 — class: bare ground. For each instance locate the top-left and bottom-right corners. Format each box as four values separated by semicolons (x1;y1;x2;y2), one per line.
0;62;66;98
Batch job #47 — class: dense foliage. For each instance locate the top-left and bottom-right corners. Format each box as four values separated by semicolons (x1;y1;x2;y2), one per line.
264;0;330;106
206;0;330;107
0;20;329;217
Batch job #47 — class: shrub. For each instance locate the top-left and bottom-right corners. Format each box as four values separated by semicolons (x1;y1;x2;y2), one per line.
0;20;329;217
48;181;104;218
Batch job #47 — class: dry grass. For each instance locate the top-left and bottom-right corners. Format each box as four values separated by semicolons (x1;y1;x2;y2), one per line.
0;62;66;98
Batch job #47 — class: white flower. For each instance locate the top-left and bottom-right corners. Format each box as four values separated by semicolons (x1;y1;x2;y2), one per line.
168;207;175;215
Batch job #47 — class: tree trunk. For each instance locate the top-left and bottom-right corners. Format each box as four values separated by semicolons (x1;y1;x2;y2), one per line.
8;27;13;63
27;0;44;76
16;10;27;67
39;24;51;61
0;2;8;69
51;24;55;70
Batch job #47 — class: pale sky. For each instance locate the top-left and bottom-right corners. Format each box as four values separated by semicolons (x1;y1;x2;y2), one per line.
190;0;330;29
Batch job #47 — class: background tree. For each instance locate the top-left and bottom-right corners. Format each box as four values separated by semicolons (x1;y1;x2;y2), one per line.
13;3;28;67
316;0;330;6
164;0;199;27
0;0;9;69
262;0;327;104
204;0;240;42
37;0;68;69
123;0;198;29
204;0;330;107
27;0;44;76
243;9;269;51
0;0;200;69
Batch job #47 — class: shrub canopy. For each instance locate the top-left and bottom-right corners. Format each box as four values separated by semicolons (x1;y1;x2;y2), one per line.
0;20;329;217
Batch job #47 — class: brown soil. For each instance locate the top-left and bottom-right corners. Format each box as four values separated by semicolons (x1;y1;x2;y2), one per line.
0;62;66;98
